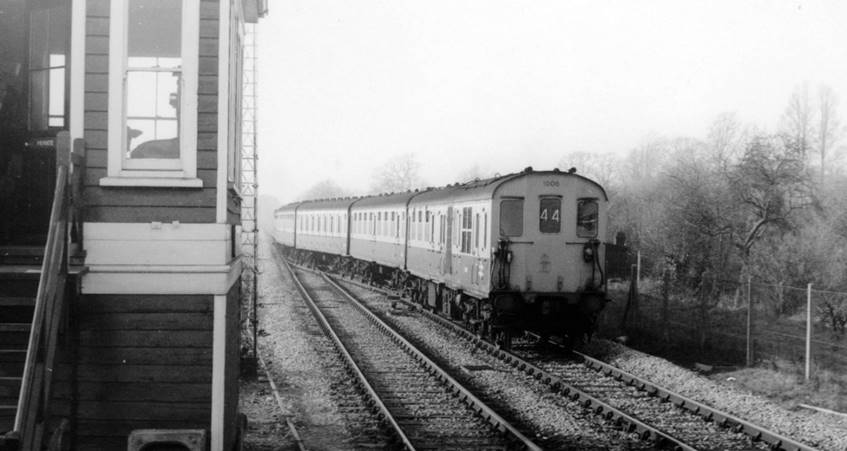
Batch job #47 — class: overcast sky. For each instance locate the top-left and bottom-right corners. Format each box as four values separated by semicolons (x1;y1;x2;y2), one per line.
256;0;847;203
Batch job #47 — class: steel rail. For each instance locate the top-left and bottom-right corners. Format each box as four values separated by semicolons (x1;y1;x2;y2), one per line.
296;268;691;449
278;257;417;451
286;257;822;451
394;298;697;451
323;273;543;451
569;350;820;451
257;354;308;451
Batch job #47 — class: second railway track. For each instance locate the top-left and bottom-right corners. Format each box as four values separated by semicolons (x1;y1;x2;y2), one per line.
279;256;541;450
315;264;820;451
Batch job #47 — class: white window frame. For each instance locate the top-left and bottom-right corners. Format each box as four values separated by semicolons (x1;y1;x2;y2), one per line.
102;0;201;188
227;0;245;187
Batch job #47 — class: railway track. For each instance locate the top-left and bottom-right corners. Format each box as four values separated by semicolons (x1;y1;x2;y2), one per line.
279;257;542;451
322;270;819;451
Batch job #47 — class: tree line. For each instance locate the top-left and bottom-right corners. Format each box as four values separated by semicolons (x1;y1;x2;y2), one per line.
566;83;847;332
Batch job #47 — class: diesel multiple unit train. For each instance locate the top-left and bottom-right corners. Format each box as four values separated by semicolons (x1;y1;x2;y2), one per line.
273;167;610;346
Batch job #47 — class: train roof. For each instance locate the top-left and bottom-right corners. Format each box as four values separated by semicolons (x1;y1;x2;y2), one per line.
409;168;608;205
274;201;302;214
352;190;421;209
274;168;607;214
296;197;358;211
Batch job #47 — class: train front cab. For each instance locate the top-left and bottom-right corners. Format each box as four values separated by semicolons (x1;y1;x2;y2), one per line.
490;172;609;341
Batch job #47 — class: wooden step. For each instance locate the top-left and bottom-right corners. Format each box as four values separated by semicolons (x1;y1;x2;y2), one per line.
0;363;23;378
0;264;87;278
0;246;44;265
0;332;29;347
0;377;22;394
0;324;29;333
0;266;41;280
0;297;34;307
0;349;26;363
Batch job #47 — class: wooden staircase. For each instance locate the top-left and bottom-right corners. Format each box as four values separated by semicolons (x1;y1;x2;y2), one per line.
0;256;43;436
0;133;85;450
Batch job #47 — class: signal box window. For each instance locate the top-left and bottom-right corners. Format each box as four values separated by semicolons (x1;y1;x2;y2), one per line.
539;197;561;233
577;199;599;238
499;199;523;237
103;0;200;186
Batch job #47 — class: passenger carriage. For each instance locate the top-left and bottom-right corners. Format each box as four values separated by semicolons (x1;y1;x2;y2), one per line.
274;168;610;346
294;199;353;263
348;192;415;279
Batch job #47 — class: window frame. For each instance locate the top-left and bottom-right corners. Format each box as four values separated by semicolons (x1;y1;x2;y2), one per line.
499;198;524;237
460;206;473;254
576;198;600;238
226;1;245;187
103;0;200;187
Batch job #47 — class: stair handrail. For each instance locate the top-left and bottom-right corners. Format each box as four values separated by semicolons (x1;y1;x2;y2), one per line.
14;131;75;450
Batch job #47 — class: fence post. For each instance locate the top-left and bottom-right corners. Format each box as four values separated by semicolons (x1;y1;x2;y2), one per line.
662;268;669;343
620;264;638;332
746;276;753;367
636;251;641;288
805;283;812;382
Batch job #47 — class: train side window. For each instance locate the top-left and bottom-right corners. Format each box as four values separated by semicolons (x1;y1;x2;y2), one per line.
577;199;599;238
540;197;561;233
499;199;523;237
418;211;423;241
439;215;445;245
430;215;435;245
483;213;488;250
474;213;480;251
460;207;472;253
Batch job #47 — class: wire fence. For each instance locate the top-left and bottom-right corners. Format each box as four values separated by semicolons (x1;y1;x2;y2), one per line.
600;262;847;379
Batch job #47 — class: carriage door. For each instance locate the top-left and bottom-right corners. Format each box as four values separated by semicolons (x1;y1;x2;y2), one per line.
0;0;70;245
441;206;453;275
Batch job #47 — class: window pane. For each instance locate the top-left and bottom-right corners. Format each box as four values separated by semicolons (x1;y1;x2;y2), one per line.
48;67;65;125
128;0;182;63
577;199;599;237
27;7;68;132
540;197;562;233
483;214;488;248
126;71;180;158
499;199;523;237
28;69;48;131
474;213;479;249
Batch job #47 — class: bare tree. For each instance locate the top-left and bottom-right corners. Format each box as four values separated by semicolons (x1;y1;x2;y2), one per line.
558;151;620;189
780;83;816;163
816;84;844;185
706;112;748;171
622;135;670;187
297;179;348;201
728;136;815;259
369;153;425;193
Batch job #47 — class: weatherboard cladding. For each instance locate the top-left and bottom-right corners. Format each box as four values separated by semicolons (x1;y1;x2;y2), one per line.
82;0;221;223
58;293;215;450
